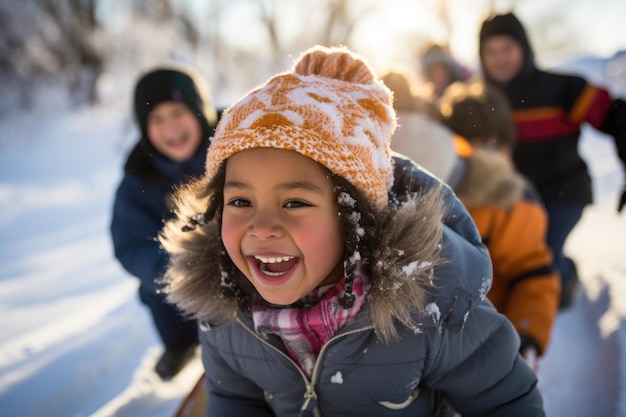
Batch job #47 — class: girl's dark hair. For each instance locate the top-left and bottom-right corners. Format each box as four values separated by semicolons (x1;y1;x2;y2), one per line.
330;173;380;308
185;161;381;310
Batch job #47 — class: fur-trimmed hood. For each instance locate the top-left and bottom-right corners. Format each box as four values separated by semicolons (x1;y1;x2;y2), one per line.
159;155;492;341
455;149;525;209
160;186;445;341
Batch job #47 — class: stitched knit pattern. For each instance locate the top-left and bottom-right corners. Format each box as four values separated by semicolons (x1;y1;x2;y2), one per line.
205;45;397;209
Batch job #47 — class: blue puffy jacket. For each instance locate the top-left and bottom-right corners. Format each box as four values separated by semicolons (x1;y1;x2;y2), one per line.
160;154;545;416
111;147;207;293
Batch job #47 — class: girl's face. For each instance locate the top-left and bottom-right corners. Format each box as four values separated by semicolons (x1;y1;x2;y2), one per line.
221;148;345;306
481;36;525;84
146;101;202;162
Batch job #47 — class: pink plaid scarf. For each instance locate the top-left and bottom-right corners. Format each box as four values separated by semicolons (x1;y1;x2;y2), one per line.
252;274;368;378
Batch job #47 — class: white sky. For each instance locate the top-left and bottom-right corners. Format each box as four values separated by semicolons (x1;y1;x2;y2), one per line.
348;0;626;71
181;0;626;75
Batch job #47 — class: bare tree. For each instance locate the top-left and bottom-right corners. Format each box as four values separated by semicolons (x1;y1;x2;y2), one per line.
127;0;174;22
38;0;104;104
258;0;282;58
320;0;378;47
0;2;50;108
0;0;591;113
248;0;381;63
0;0;106;108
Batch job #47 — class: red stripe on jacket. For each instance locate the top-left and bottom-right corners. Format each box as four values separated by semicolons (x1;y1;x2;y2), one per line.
512;85;614;143
513;108;578;142
568;84;613;127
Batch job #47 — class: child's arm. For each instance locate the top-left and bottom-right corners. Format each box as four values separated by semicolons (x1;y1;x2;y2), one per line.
563;76;626;212
110;176;168;292
199;326;276;417
423;299;545;416
475;199;560;357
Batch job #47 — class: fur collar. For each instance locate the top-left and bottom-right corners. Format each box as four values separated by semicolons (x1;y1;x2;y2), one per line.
159;188;445;342
455;149;525;209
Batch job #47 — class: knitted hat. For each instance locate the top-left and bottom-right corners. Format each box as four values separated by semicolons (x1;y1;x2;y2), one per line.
479;13;530;54
205;45;397;209
134;64;217;144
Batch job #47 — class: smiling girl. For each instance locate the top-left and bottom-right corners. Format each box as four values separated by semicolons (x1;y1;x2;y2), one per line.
159;46;545;416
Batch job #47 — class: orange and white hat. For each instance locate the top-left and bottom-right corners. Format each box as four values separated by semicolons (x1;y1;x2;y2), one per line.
205;45;397;209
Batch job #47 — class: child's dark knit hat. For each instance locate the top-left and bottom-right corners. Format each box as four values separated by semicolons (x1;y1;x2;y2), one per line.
205;45;397;209
133;64;217;142
479;12;530;53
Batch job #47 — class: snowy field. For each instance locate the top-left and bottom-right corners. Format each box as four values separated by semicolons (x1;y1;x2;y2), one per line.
0;55;625;417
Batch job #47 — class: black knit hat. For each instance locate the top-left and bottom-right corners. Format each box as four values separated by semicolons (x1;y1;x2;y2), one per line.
479;13;536;84
124;65;219;179
133;66;217;144
479;13;529;50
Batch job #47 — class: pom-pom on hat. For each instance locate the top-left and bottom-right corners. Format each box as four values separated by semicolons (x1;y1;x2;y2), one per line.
205;45;397;209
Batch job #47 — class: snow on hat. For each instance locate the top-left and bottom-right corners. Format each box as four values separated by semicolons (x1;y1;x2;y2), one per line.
205;45;397;209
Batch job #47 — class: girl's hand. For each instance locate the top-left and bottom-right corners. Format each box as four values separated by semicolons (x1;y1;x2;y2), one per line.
522;347;538;372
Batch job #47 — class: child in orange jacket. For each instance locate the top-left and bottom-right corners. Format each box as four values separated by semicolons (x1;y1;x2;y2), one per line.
438;81;560;368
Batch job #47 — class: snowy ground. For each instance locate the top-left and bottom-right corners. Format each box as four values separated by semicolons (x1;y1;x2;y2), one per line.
1;56;625;417
0;104;202;417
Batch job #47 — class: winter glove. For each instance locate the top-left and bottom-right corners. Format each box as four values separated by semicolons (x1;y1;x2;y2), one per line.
618;178;626;213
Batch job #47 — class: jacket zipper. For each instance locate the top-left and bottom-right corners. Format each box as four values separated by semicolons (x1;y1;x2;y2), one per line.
235;315;374;416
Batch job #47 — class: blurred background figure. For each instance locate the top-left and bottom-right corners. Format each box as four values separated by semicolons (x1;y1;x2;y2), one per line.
418;43;473;100
110;64;219;379
478;12;626;309
439;80;560;369
382;67;458;183
439;81;517;157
